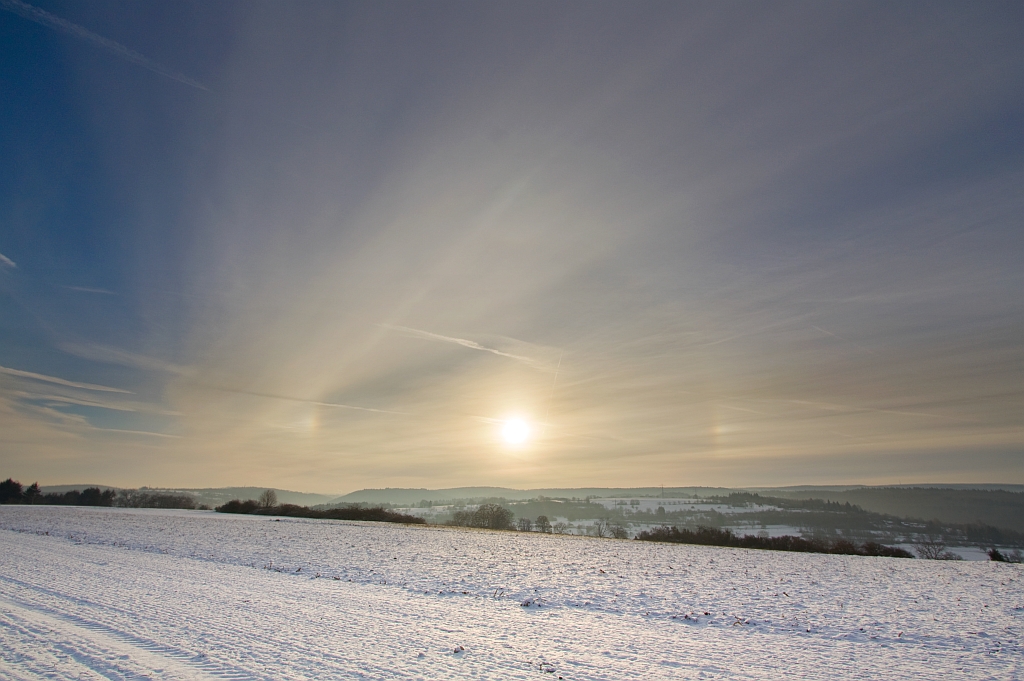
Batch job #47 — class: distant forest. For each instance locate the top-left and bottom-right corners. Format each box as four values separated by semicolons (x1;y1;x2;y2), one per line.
0;478;203;509
771;487;1024;533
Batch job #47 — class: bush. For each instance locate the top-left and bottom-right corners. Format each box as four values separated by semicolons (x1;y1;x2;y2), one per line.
216;499;260;514
215;499;425;524
989;548;1024;563
635;525;913;558
860;542;915;558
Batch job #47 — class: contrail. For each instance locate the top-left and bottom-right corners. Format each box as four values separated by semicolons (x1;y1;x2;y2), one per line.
0;252;15;268
0;0;209;91
0;365;133;393
382;324;543;367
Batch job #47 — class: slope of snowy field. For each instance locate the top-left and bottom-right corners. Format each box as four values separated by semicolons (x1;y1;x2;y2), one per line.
0;507;1021;680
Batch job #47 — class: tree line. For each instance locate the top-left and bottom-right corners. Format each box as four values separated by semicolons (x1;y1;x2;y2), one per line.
0;477;201;509
636;525;915;557
215;490;424;524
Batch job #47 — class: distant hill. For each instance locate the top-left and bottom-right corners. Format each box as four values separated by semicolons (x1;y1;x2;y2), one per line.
758;483;1024;493
768;487;1024;533
168;487;339;508
332;484;1024;533
31;482;1024;533
39;484;119;494
331;486;737;506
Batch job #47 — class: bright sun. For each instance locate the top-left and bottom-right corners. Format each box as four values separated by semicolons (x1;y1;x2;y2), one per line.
501;418;531;445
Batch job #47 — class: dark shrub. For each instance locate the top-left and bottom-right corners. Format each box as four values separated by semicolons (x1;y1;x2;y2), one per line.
216;499;261;514
830;539;861;555
315;506;425;523
0;478;23;504
636;525;912;558
861;542;915;558
215;499;425;524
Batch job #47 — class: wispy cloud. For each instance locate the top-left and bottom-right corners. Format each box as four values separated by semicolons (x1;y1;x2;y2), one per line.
382;324;548;369
0;365;132;393
0;251;15;268
12;390;180;416
94;428;181;439
193;384;407;415
60;343;189;376
65;286;115;295
0;0;209;91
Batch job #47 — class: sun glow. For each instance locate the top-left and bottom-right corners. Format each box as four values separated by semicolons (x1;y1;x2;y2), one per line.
501;418;531;446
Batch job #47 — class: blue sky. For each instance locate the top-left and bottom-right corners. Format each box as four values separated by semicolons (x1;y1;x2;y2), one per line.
1;1;1022;492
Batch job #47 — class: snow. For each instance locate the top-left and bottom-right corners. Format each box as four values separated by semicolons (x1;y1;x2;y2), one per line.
593;498;780;514
1;506;1021;680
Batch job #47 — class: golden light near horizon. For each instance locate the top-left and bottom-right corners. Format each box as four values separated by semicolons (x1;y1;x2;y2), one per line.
500;417;531;446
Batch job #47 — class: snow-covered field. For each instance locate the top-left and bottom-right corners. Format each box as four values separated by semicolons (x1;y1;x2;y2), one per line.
0;507;1021;680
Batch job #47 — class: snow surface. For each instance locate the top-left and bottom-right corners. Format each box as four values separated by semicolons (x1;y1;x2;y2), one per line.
1;506;1021;680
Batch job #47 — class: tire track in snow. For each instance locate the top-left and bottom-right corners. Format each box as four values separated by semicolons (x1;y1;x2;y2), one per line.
0;592;262;681
0;537;485;680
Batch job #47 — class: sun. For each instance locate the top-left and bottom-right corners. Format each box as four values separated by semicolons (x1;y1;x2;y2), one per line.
501;418;531;446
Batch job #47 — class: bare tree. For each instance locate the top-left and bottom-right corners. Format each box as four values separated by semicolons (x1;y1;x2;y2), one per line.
258;489;278;509
552;521;568;534
535;515;552;533
517;517;533;532
468;504;514;530
914;538;962;560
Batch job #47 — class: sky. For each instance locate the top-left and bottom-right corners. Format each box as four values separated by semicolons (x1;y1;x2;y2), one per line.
1;1;1022;493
